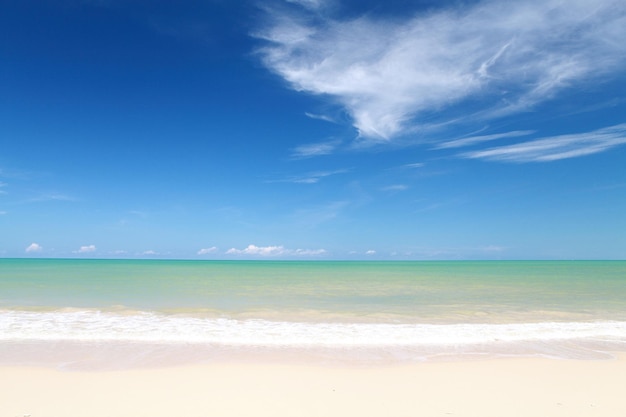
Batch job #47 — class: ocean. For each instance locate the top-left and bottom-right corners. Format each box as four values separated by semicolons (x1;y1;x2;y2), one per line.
1;259;625;369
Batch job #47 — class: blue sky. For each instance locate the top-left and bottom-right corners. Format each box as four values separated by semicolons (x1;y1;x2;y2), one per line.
1;0;625;260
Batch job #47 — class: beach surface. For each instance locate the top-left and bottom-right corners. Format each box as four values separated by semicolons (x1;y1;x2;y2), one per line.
2;260;625;416
2;355;625;417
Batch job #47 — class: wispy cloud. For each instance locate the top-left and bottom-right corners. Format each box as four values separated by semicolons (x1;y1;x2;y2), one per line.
402;163;424;169
285;0;327;10
226;244;327;256
271;168;349;184
26;193;77;204
462;124;626;163
381;184;408;192
304;112;336;123
256;0;626;141
291;140;339;158
436;130;535;149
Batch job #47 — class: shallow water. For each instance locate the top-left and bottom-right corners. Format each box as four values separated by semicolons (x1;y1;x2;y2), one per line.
1;259;625;368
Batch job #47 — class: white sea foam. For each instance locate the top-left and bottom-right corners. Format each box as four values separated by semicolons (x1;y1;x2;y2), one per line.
2;310;625;348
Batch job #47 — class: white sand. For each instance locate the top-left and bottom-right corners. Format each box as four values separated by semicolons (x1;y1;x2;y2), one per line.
2;355;625;417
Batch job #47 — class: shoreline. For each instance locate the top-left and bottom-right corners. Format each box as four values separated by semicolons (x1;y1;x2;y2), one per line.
2;355;625;417
2;338;625;372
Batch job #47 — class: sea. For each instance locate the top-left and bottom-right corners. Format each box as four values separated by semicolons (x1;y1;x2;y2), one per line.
1;259;625;369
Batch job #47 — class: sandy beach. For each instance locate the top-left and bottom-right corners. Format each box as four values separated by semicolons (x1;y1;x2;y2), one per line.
2;355;625;417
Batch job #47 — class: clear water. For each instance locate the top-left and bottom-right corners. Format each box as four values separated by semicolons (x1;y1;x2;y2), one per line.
1;259;625;368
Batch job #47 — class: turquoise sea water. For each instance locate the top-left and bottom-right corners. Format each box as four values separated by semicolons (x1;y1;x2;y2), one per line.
1;259;625;368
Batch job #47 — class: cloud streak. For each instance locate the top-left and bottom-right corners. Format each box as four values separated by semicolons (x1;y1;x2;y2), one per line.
291;140;339;158
462;124;626;162
271;168;349;184
436;130;535;149
256;0;626;141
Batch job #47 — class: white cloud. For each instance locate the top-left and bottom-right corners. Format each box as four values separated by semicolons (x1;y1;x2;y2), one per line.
285;0;326;11
226;244;327;257
256;0;626;141
25;243;43;253
142;250;158;255
365;250;376;255
402;163;424;169
482;245;505;252
272;169;349;184
291;140;338;158
227;245;286;256
304;112;336;123
197;247;218;255
436;130;535;149
462;123;626;162
292;248;327;256
75;245;96;254
382;184;408;192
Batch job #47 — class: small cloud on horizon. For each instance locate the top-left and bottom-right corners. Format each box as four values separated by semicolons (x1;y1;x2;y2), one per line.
74;245;96;254
197;247;218;255
25;243;43;253
226;244;327;257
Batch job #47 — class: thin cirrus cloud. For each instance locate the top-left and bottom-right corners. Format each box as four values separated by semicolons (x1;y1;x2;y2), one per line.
272;168;349;184
462;124;626;162
255;0;626;141
435;130;536;150
382;184;408;192
290;140;339;158
226;244;327;256
304;112;336;123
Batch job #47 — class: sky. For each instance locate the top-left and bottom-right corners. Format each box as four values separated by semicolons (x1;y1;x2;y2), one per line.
1;0;626;260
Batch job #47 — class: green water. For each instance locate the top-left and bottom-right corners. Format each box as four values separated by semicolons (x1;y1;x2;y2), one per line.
1;259;625;323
